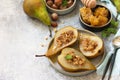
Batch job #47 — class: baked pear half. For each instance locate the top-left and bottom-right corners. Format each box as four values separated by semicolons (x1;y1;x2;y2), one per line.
79;34;104;58
58;48;96;72
46;26;78;57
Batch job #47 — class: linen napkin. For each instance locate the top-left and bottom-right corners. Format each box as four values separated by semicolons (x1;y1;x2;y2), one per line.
97;0;120;77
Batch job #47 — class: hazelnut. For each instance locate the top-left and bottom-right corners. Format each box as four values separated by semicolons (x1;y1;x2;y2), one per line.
67;0;74;7
47;0;53;7
51;13;58;21
54;0;62;6
60;5;67;10
51;4;58;9
51;22;58;27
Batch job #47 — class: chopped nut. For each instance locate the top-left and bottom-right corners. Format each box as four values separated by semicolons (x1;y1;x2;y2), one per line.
56;30;75;47
73;61;79;65
45;36;48;40
66;51;85;66
73;58;78;62
79;60;83;65
41;44;44;47
53;28;57;33
67;59;72;63
81;38;98;51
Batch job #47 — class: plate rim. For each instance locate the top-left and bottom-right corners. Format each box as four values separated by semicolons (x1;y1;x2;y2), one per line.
48;28;106;76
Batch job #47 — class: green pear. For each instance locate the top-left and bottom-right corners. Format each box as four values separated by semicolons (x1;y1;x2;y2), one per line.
111;0;120;13
23;0;51;26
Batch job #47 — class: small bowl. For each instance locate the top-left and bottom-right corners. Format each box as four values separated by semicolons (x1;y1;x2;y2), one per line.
45;0;77;15
79;4;112;32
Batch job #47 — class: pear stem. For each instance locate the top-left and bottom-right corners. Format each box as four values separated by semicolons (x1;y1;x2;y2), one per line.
115;13;118;21
35;54;46;57
48;26;52;37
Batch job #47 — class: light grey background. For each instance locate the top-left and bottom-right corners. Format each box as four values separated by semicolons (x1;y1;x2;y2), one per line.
0;0;119;80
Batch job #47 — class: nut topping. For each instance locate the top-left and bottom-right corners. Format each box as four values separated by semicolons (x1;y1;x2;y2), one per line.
81;38;98;51
56;30;75;47
65;51;85;66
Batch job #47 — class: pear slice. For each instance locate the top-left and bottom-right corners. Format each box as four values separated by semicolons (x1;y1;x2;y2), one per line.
79;34;104;58
58;48;96;72
45;26;78;57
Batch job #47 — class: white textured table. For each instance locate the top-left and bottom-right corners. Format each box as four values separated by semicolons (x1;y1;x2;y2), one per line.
0;0;117;80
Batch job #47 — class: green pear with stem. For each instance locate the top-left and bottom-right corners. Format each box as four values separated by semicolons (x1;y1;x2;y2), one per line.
23;0;51;26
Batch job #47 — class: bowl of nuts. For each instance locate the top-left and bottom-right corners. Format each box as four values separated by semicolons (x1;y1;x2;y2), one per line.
45;0;77;15
79;4;112;32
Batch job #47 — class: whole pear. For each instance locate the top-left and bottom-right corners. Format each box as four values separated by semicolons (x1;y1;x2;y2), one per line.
111;0;120;13
23;0;51;26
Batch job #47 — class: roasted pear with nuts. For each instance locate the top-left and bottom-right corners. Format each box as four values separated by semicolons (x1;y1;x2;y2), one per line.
58;48;96;72
45;26;78;57
79;34;104;58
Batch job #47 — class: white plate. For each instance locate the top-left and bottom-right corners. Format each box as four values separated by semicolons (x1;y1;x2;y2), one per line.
48;29;106;76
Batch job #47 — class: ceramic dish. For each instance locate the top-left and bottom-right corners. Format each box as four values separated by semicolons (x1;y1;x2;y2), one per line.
79;4;112;32
45;0;77;15
48;29;106;76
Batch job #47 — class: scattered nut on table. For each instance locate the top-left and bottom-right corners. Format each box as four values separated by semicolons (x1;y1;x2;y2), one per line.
51;22;58;27
51;13;59;21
